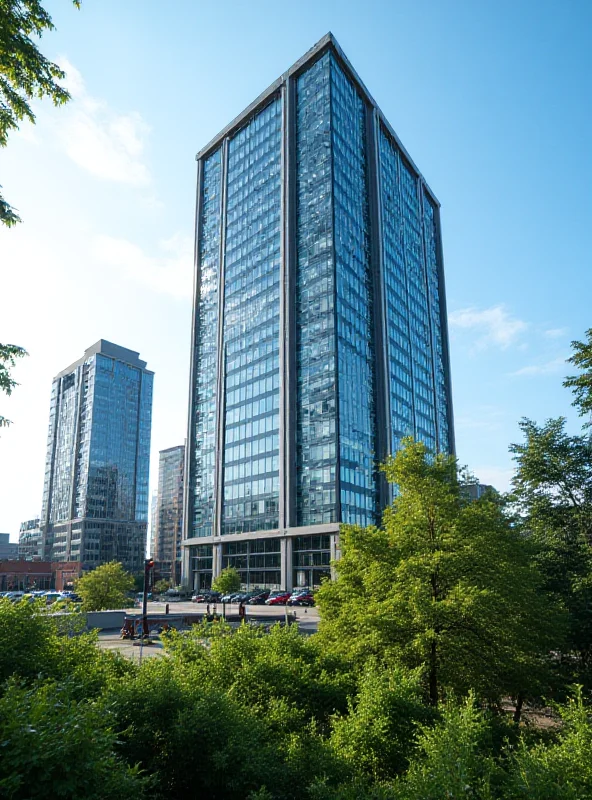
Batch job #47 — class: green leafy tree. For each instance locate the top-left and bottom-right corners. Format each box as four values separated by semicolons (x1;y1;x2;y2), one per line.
564;328;592;424
212;565;241;595
107;652;343;800
502;687;592;799
76;561;134;611
163;621;354;736
0;679;146;800
0;596;132;697
510;417;592;686
0;0;81;225
395;693;497;800
154;578;172;594
317;439;562;707
0;344;27;427
329;665;434;782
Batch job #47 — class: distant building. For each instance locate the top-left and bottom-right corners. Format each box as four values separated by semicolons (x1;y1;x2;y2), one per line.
0;533;18;560
0;560;82;592
465;483;496;501
154;445;185;585
18;518;44;559
41;340;154;574
183;33;455;591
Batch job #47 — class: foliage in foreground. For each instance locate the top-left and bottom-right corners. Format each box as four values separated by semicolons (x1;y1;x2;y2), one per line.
0;0;81;225
1;598;592;799
0;344;27;427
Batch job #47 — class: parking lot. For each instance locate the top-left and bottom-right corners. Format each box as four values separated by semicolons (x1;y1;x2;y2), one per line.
96;600;320;658
144;600;319;629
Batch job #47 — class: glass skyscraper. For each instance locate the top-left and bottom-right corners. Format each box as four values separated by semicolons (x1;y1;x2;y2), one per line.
184;34;454;591
153;445;185;586
41;340;153;574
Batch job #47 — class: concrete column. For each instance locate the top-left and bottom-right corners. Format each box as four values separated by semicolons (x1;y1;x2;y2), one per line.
330;533;340;580
182;545;192;589
280;537;293;591
212;542;222;579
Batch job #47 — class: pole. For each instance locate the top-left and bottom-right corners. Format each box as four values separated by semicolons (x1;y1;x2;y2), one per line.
141;558;154;644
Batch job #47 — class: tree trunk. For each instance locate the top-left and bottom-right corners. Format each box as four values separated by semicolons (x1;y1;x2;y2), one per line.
429;639;438;706
513;693;524;724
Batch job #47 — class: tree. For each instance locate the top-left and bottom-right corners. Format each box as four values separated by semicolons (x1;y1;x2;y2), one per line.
0;344;27;427
1;0;81;226
564;328;592;424
154;578;172;594
316;439;562;707
510;417;592;686
75;561;134;611
212;565;241;595
0;679;146;800
0;595;132;698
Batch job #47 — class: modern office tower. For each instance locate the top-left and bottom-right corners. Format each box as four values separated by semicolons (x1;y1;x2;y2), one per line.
18;518;44;559
183;33;454;591
41;340;153;574
153;445;185;585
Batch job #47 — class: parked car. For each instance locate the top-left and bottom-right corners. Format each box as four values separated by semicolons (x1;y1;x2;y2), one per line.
265;591;292;606
192;591;218;603
44;592;64;604
288;591;315;607
61;591;82;603
6;591;25;602
248;590;270;604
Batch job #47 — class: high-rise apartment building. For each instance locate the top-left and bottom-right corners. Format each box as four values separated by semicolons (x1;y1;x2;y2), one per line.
41;340;153;574
18;518;44;559
153;445;185;585
183;34;454;591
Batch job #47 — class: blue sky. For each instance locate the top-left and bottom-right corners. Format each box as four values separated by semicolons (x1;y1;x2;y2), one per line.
1;0;590;538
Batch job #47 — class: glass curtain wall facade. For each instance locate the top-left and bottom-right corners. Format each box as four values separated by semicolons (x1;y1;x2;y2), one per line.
184;34;454;592
154;445;185;585
41;341;153;574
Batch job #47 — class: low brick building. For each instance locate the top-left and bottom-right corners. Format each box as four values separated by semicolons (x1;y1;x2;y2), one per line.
0;561;82;592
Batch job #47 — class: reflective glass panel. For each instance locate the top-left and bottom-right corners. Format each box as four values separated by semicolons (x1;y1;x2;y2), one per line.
331;59;377;527
222;98;282;534
192;148;222;537
295;53;337;526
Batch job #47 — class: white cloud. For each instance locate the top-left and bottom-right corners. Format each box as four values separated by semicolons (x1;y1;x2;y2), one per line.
54;57;151;186
510;355;568;377
449;305;528;350
544;327;568;339
92;232;193;299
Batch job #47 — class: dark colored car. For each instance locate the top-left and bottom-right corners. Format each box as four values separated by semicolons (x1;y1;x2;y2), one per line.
248;590;270;604
288;591;315;607
265;592;292;606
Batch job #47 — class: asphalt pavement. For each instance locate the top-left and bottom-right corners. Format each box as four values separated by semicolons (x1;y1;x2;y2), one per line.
96;601;320;658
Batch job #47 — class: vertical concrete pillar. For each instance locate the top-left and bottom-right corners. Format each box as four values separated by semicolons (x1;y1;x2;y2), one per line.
280;537;293;591
330;533;340;580
212;542;222;579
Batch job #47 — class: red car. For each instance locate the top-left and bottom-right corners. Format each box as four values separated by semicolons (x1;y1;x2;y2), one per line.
265;591;292;605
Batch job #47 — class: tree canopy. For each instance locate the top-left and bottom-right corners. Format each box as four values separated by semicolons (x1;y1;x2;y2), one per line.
0;0;80;225
75;561;134;611
564;328;592;424
0;343;27;427
316;439;563;707
212;565;241;595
